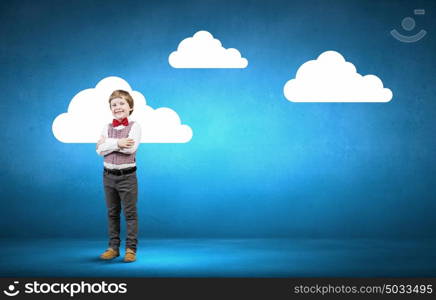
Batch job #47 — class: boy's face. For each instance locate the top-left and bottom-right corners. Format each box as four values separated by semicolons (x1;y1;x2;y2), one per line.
110;97;132;120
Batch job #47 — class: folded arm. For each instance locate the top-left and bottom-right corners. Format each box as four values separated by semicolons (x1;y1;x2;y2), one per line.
96;137;120;156
96;124;119;156
95;123;141;156
118;122;142;154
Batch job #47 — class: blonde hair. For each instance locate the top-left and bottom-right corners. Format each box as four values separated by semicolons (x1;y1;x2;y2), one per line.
108;90;134;115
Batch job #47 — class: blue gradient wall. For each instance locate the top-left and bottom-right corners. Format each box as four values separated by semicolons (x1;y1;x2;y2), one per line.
1;0;435;238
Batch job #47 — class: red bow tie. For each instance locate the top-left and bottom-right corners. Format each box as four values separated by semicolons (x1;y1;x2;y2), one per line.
112;118;128;127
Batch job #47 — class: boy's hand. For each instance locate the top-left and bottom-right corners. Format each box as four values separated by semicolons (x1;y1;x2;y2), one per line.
118;138;135;149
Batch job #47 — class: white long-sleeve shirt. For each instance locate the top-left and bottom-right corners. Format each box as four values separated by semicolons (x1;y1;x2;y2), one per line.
96;121;142;170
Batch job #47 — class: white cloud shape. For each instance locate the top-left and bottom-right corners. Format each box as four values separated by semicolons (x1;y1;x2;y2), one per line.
52;76;193;143
284;51;393;102
169;30;248;68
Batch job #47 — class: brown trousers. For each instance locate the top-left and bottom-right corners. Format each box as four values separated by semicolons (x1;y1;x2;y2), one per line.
103;170;138;252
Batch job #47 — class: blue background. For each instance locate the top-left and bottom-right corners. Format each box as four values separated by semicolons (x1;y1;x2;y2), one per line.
1;0;435;241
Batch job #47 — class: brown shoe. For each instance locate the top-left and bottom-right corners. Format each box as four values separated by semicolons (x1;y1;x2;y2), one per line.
100;248;119;260
123;248;136;263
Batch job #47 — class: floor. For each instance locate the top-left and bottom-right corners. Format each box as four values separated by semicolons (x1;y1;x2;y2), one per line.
1;238;435;277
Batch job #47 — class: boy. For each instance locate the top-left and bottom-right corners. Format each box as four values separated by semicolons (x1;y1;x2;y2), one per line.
96;90;142;263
